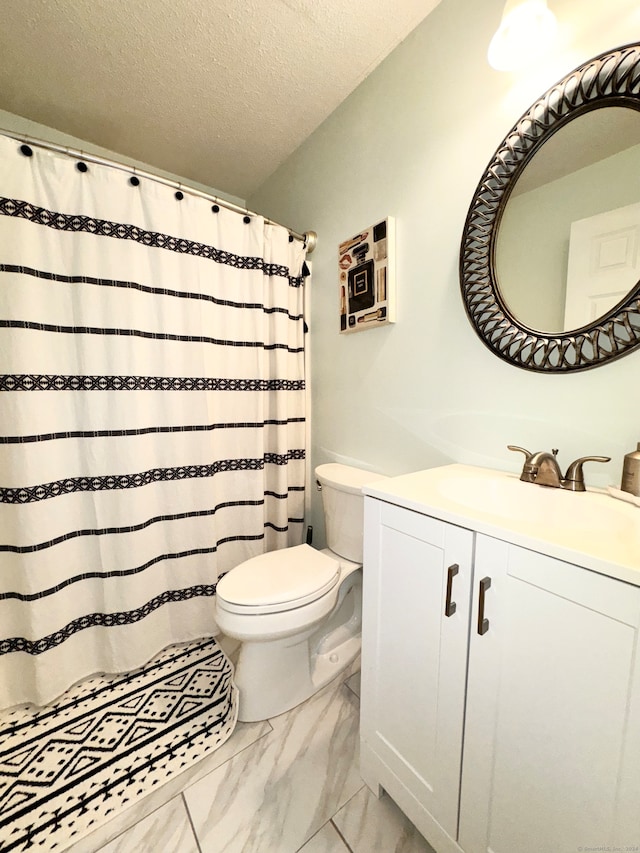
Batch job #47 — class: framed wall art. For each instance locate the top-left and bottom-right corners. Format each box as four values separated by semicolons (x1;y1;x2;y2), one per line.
338;217;395;334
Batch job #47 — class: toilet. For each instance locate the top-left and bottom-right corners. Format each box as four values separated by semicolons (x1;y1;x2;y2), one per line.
215;463;384;722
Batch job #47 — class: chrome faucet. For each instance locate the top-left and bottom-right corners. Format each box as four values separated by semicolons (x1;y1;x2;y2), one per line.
508;446;610;492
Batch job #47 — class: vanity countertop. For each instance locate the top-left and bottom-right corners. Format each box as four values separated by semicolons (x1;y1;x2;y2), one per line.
363;463;640;587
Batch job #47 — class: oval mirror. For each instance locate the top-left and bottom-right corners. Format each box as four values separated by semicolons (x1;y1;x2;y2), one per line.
460;43;640;371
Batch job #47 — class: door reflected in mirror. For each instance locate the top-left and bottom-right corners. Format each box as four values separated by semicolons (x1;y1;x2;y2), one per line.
495;106;640;334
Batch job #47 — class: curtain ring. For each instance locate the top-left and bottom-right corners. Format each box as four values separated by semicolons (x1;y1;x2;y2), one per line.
76;150;88;173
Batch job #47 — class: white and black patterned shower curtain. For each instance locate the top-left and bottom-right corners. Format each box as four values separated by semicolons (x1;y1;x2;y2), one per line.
0;136;308;709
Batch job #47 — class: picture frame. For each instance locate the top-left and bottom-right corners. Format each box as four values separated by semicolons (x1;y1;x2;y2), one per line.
338;217;395;334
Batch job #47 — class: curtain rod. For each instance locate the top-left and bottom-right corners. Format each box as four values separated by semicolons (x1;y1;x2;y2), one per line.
0;127;317;254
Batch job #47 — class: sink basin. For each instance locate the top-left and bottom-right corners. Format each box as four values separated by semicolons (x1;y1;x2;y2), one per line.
436;468;629;533
364;464;640;584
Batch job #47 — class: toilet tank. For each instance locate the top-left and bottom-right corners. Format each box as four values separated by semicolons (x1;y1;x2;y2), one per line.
315;463;386;562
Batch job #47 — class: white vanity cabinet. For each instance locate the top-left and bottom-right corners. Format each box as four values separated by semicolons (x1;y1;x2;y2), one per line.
360;498;474;843
460;534;640;853
360;477;640;853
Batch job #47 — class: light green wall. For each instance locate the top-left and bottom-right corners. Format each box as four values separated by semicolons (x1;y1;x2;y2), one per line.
248;0;640;545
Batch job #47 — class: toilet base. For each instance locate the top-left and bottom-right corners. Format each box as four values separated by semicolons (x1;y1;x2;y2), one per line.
233;573;362;722
234;634;361;723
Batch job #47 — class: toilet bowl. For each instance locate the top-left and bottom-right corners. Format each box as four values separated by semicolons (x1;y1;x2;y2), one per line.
215;463;384;722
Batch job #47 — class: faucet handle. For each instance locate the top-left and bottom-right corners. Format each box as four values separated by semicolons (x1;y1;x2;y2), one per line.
507;445;533;461
563;455;611;492
507;445;535;482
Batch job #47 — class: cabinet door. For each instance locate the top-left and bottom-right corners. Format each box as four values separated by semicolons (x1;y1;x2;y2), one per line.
460;535;640;853
360;498;473;839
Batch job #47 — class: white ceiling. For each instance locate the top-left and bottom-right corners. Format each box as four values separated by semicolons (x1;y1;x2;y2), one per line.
0;0;443;200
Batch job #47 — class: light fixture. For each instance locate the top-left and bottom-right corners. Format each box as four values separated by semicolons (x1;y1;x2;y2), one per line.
488;0;557;72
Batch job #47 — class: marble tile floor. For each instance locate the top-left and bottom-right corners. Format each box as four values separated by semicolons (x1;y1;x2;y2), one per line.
65;663;435;853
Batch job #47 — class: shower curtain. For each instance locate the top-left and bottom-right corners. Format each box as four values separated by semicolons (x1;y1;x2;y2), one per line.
0;136;308;709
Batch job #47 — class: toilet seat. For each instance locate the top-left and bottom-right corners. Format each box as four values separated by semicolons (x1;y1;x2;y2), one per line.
216;544;341;615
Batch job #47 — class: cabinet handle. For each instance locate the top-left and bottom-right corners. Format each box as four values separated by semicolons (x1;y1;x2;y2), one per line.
477;576;492;636
445;563;459;617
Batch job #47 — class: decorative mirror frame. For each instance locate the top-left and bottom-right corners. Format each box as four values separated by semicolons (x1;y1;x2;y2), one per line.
460;43;640;372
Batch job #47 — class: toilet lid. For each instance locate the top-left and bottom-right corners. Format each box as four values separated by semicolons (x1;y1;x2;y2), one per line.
216;544;340;613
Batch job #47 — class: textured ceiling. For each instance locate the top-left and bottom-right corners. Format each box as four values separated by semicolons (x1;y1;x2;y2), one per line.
0;0;443;200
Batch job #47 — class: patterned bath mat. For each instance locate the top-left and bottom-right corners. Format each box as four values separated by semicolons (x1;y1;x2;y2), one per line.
0;638;238;852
